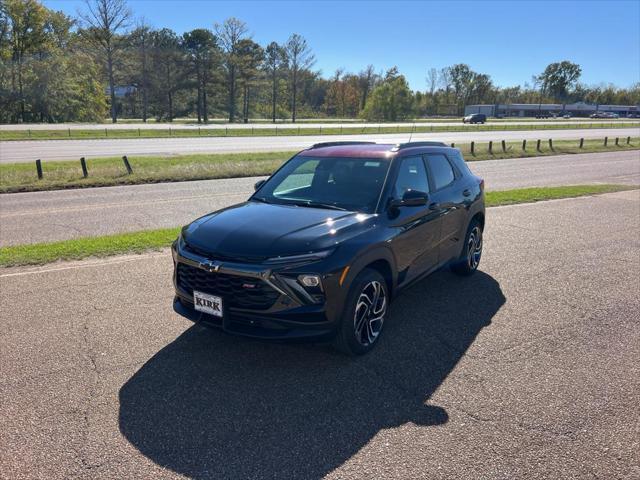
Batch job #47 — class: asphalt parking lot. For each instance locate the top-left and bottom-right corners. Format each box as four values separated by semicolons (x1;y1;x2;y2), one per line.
1;191;639;479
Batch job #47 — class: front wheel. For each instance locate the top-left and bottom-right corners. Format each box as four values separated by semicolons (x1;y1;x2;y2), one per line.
452;219;483;276
333;268;389;356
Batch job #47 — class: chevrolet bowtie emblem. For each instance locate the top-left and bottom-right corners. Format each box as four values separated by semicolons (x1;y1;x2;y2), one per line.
199;260;221;273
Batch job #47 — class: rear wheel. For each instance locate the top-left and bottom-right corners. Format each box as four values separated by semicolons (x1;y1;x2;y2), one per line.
452;219;483;276
333;268;389;356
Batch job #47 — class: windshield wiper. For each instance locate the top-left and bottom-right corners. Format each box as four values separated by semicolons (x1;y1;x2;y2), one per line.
292;201;348;211
251;196;271;204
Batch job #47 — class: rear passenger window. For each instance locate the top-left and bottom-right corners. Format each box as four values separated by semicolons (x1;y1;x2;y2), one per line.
448;150;472;175
427;154;455;190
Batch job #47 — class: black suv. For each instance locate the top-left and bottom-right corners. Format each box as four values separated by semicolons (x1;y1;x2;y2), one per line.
463;113;486;124
172;141;485;355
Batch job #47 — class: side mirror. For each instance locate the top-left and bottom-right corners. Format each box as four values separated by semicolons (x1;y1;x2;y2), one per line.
254;179;266;191
390;190;429;208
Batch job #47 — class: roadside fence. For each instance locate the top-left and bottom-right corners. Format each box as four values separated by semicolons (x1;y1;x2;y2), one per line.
27;136;636;180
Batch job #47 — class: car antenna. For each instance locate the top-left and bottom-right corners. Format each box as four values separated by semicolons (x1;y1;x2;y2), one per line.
407;123;415;143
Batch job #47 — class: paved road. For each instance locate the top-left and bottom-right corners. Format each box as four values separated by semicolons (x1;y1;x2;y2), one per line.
1;127;638;163
1;150;638;246
1;191;639;479
1;120;636;130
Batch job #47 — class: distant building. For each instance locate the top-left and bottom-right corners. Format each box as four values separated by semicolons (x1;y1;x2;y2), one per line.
465;102;639;117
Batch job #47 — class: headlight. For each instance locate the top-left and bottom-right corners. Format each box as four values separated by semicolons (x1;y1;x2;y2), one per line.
276;273;324;304
264;248;334;265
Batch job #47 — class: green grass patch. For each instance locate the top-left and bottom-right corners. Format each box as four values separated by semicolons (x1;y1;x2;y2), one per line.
454;136;640;161
1;137;638;194
0;151;296;193
1;121;638;141
0;184;635;268
484;184;635;207
0;227;180;267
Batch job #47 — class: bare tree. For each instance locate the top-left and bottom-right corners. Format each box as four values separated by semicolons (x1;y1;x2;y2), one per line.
79;0;130;123
285;33;314;122
438;66;453;103
215;17;249;123
426;67;437;95
358;64;376;111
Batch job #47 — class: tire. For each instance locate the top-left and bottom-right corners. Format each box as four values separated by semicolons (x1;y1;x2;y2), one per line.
452;218;483;276
333;268;389;356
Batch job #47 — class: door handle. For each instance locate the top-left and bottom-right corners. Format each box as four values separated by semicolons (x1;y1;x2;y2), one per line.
463;189;471;197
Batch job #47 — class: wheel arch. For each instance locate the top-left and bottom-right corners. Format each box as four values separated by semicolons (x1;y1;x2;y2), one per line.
364;259;394;297
471;211;485;230
346;247;397;298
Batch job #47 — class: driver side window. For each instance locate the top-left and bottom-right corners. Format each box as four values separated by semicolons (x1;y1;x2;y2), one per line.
393;156;429;198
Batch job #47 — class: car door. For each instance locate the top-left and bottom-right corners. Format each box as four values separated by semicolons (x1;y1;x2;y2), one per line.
425;153;468;262
387;155;441;284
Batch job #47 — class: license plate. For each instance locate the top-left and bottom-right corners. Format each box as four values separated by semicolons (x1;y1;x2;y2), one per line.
193;290;223;317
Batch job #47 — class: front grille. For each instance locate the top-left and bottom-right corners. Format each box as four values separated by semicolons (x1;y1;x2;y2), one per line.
176;263;280;310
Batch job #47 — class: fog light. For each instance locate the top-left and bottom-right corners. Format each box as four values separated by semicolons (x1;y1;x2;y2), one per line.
298;274;321;288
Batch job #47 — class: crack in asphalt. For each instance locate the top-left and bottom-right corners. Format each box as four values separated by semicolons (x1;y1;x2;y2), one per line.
70;307;105;473
448;403;580;440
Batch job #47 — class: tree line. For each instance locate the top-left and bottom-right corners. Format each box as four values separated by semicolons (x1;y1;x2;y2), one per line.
1;0;639;124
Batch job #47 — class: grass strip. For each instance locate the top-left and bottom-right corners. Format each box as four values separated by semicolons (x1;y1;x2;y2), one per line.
0;184;635;268
1;138;639;194
1;122;638;141
0;227;181;267
0;151;296;193
484;184;635;207
455;136;640;161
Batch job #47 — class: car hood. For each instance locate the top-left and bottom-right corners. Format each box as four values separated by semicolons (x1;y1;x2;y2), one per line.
182;201;375;261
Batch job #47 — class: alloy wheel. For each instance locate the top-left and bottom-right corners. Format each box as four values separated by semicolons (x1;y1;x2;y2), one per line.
467;226;483;270
353;280;387;346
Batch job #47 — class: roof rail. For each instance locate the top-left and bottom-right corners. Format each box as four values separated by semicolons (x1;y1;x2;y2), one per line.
309;141;376;149
391;141;447;151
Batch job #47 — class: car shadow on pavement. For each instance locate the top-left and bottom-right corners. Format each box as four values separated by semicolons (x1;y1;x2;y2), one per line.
119;270;505;479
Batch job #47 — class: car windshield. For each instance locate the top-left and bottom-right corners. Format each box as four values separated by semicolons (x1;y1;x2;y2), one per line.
252;155;391;213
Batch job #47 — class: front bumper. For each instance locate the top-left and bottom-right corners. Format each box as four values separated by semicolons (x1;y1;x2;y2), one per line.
171;240;345;341
173;296;336;341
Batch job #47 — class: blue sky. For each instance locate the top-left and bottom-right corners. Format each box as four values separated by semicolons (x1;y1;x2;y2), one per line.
46;0;640;90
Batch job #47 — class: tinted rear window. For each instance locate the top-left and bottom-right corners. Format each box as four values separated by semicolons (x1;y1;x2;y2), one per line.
427;154;456;190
